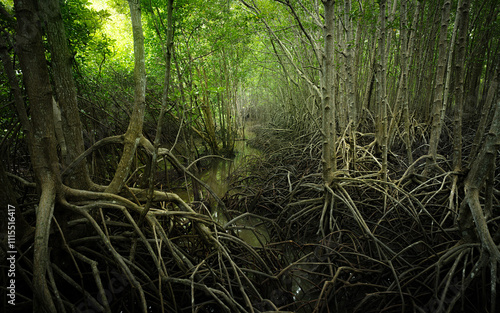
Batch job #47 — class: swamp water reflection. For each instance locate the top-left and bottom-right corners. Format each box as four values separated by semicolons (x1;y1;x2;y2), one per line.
172;128;313;305
176;128;270;248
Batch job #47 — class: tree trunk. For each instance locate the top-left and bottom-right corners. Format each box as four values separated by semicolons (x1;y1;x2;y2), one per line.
403;0;422;167
106;0;147;194
0;34;33;155
440;0;461;141
458;97;500;262
144;0;174;218
200;66;219;154
0;35;34;242
14;0;62;311
399;0;410;164
362;38;378;119
377;0;389;182
413;1;438;119
321;0;336;186
452;0;471;171
469;61;500;161
343;0;356;126
40;0;91;190
425;0;451;174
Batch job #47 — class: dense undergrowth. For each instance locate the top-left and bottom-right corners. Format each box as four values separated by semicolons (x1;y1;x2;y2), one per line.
221;116;499;313
1;110;499;313
1;69;498;312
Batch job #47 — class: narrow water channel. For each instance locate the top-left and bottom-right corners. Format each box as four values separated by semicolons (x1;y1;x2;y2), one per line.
195;124;270;247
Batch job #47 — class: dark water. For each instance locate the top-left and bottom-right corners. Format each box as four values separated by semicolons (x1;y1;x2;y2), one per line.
178;125;269;247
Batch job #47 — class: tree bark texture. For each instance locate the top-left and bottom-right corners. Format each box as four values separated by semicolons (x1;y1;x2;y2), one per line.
425;0;451;173
106;0;147;194
452;0;470;169
321;0;337;186
40;0;91;190
377;0;389;182
459;98;500;261
14;0;61;311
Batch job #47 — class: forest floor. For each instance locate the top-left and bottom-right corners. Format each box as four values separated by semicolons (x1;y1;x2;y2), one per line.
209;119;498;313
2;119;498;313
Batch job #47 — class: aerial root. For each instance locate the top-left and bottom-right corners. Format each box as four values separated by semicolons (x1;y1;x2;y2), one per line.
226;126;499;312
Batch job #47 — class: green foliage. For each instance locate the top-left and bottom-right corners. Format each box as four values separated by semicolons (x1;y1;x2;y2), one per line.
60;0;113;67
136;0;258;150
1;0;13;12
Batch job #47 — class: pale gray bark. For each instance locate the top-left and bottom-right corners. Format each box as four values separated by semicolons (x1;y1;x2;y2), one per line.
344;0;357;125
460;98;500;262
322;0;337;186
106;0;147;194
377;0;389;181
425;0;451;174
